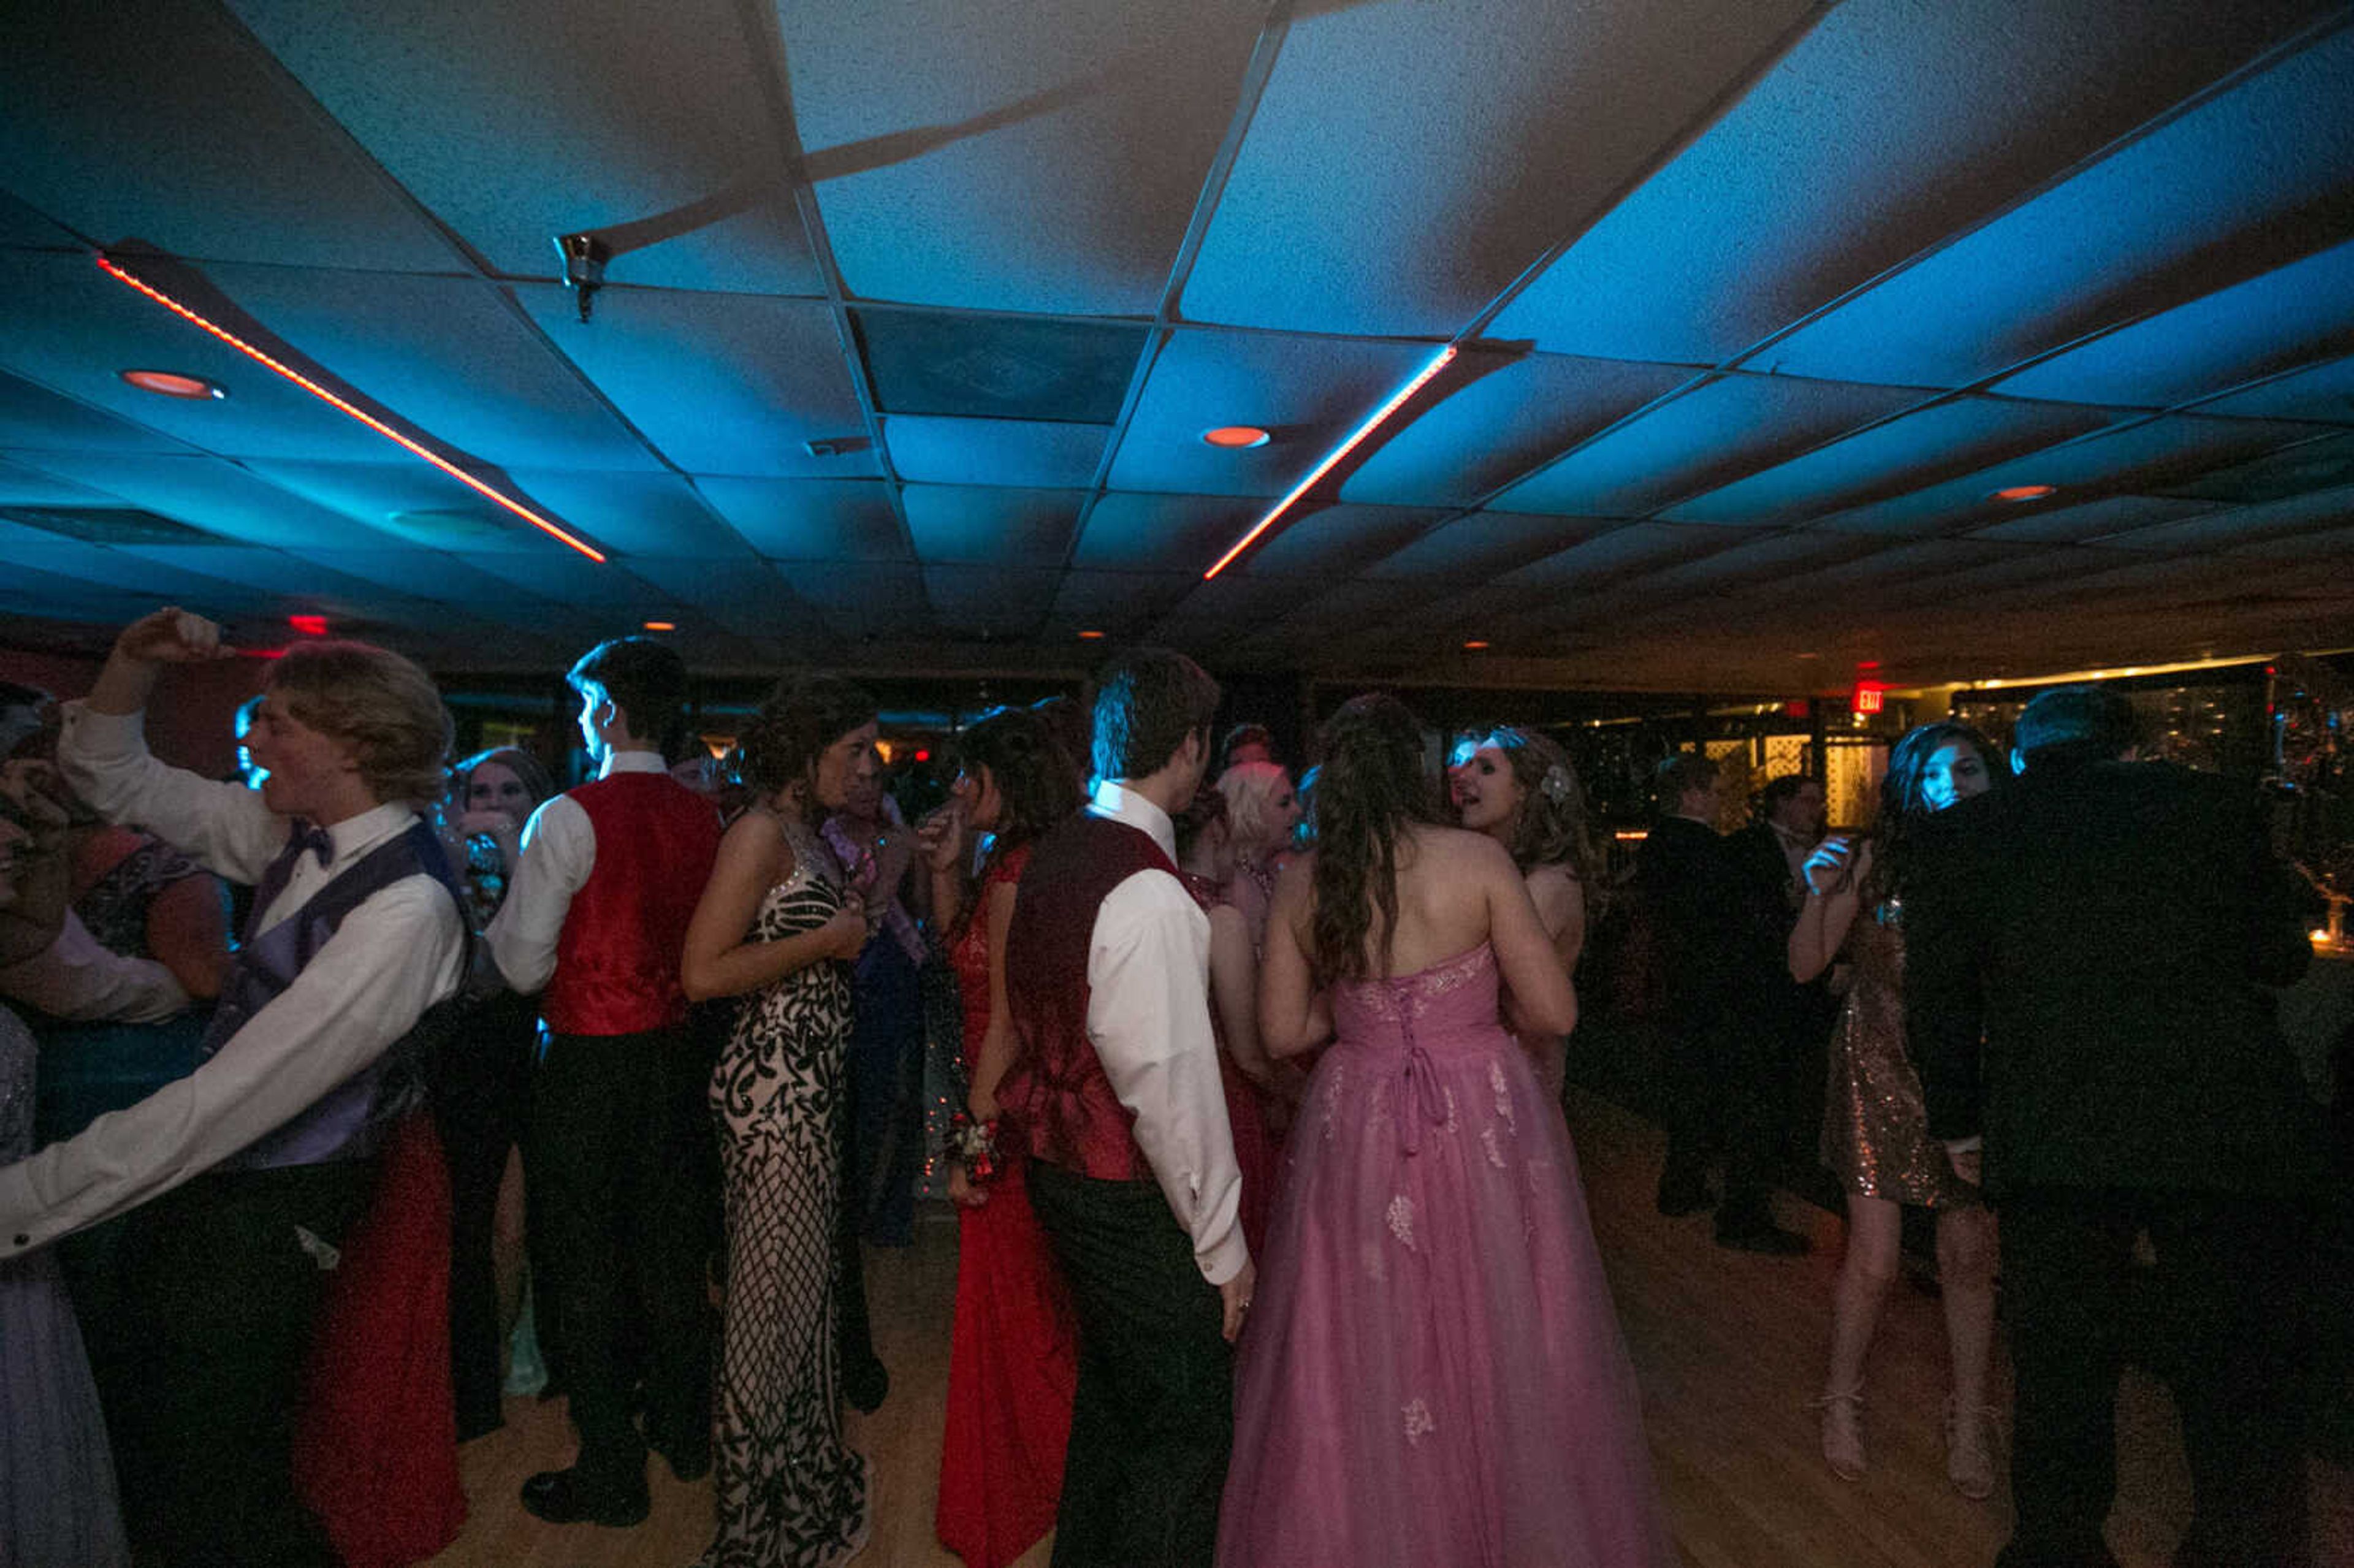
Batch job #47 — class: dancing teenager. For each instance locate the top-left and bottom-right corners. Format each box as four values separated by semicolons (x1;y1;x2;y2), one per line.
925;706;1082;1568
489;639;722;1525
2;607;468;1567
1453;726;1598;1105
682;677;880;1568
1908;686;2322;1567
997;649;1252;1568
1219;694;1670;1568
1788;723;2003;1498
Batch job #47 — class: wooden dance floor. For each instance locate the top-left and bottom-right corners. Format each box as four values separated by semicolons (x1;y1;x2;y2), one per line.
427;1087;2350;1568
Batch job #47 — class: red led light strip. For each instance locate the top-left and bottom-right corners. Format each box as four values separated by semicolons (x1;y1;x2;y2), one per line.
96;254;608;564
1203;344;1458;580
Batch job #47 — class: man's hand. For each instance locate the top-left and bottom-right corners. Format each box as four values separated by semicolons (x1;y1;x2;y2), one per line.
1945;1141;1984;1189
114;607;232;666
1219;1257;1258;1344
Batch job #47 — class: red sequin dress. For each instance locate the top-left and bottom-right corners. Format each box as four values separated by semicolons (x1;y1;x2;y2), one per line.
936;845;1079;1568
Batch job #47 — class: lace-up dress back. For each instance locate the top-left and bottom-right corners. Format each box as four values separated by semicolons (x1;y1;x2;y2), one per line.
1217;943;1670;1568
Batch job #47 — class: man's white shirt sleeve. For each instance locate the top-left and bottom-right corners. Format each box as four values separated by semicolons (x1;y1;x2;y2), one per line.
0;910;190;1023
485;793;593;995
56;702;283;885
1086;868;1248;1287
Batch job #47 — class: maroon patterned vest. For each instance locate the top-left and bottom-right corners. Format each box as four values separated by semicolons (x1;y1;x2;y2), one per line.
541;773;722;1037
999;810;1177;1181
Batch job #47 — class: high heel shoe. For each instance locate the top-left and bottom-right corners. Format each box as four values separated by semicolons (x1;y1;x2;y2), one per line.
1810;1388;1866;1481
1943;1396;2000;1501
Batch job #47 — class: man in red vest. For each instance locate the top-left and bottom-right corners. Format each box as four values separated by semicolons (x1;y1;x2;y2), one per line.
487;637;721;1526
999;647;1255;1568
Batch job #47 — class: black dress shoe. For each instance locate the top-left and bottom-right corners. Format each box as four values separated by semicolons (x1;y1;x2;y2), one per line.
520;1466;649;1527
649;1431;711;1483
1715;1221;1810;1257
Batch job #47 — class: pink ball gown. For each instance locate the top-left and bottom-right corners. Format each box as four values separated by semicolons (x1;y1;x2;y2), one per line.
1217;943;1672;1568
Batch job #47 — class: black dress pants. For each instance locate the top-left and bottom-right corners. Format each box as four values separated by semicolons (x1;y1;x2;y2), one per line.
528;1027;714;1484
115;1159;375;1568
1657;990;1780;1223
1028;1162;1232;1568
429;989;535;1440
1997;1187;2310;1568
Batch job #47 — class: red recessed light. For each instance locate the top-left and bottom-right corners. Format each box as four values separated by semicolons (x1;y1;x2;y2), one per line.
121;368;224;400
1990;484;2057;503
1202;425;1271;449
1462;639;1491;650
287;614;328;636
642;620;676;631
914;748;931;763
1078;629;1107;640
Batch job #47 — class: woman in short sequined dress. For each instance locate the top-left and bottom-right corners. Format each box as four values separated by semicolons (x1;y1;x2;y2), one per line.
682;677;880;1568
1789;721;2005;1499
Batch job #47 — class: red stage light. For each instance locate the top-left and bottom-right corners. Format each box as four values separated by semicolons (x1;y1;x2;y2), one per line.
914;749;931;763
287;614;328;636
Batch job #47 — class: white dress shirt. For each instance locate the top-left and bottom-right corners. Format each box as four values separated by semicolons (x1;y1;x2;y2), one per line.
1085;780;1247;1287
0;908;190;1024
484;749;666;995
0;702;463;1258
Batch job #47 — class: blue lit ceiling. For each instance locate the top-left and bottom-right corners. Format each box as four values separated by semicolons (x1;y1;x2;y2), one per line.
0;0;2350;692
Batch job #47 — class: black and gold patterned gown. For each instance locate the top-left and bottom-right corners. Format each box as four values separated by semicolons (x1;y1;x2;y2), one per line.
701;813;870;1567
1819;899;1981;1209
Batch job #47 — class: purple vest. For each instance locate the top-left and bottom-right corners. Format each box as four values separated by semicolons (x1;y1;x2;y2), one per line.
201;820;467;1171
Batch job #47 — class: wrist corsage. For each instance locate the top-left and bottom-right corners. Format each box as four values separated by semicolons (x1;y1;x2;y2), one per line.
949;1111;1003;1184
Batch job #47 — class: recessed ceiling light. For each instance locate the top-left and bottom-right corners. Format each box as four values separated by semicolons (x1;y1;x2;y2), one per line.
1077;629;1107;640
1201;425;1270;449
120;368;224;400
1990;484;2057;503
642;620;676;631
1462;639;1490;650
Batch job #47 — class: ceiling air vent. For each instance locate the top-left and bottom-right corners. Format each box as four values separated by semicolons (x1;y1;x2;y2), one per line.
0;506;223;546
2157;432;2354;506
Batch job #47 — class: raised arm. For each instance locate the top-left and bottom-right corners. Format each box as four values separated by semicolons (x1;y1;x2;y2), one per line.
1789;837;1867;983
680;809;866;1002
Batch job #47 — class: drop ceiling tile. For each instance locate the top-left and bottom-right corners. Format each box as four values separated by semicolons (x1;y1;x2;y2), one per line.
2188;353;2354;424
623;557;832;652
902;485;1084;565
1768;24;2354;390
207;266;663;473
1360;511;1615;582
1810;415;2340;535
230;0;825;294
503;469;754;560
5;540;280;611
0;455;125;507
2095;481;2354;554
691;476;908;562
1238;503;1444;580
1490;0;2342;363
1481;375;1927;519
783;0;1266;315
1665;398;2117;527
779;563;935;641
1045;570;1198;633
1494;522;1749;592
1997;238;2354;409
883;416;1109;489
923;566;1061;638
516;286;875;478
1108;330;1433;498
1966;494;2221;544
856;310;1146;424
241;459;563;552
1069;492;1258;572
1341;352;1697;510
0;0;471;272
9;452;388;550
292;548;567;609
1183;0;1816;335
0;370;195;455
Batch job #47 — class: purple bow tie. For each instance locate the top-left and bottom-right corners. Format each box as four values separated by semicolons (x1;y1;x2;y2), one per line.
289;820;335;869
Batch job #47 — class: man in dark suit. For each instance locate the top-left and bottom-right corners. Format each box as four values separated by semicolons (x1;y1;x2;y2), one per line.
1726;774;1840;1182
1906;685;2321;1568
1639;752;1807;1254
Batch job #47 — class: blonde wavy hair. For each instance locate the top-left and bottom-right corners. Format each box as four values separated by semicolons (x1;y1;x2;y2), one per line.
268;641;453;810
1216;759;1295;854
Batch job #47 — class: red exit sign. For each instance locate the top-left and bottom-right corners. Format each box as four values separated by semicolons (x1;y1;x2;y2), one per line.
1853;682;1886;715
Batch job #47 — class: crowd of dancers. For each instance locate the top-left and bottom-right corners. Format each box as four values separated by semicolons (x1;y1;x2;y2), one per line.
0;604;2329;1568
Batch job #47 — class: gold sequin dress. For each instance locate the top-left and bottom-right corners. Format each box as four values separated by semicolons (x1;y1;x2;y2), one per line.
1819;900;1981;1208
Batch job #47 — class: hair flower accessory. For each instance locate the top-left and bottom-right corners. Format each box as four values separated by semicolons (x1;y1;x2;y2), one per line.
1540;764;1573;807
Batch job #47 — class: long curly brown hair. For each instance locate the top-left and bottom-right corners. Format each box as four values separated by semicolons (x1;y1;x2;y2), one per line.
1309;693;1448;983
948;706;1082;939
1476;726;1600;888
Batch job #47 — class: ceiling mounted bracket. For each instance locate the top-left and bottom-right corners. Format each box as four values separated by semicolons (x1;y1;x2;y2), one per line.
554;232;611;323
